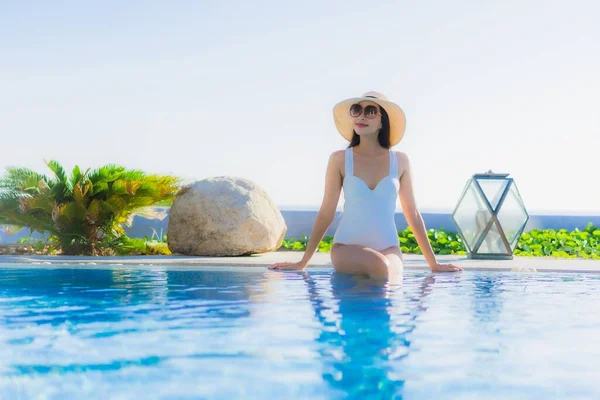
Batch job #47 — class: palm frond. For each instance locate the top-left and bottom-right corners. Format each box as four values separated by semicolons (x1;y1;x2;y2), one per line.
44;160;69;185
44;160;74;199
0;167;48;190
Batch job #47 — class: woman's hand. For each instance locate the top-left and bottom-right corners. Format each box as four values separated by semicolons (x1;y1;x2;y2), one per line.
430;263;463;272
268;261;307;271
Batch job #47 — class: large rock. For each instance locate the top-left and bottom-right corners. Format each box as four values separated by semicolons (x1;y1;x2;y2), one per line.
167;177;287;256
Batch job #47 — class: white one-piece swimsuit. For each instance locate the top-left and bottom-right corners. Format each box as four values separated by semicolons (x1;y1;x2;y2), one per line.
333;147;401;251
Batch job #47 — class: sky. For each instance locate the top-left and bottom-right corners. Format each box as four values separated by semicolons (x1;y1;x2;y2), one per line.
1;0;598;214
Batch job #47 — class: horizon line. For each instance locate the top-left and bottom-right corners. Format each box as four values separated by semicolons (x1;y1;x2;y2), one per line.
277;205;600;216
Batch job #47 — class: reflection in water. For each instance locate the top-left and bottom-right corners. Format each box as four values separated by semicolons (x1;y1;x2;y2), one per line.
4;267;600;398
299;271;437;399
0;267;280;328
111;267;169;304
471;274;505;369
472;275;504;325
0;267;284;399
0;268;175;327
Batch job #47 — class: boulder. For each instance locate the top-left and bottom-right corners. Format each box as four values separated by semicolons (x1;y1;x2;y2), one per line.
167;177;287;256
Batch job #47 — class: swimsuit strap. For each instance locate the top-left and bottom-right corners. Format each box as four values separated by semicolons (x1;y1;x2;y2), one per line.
345;148;354;176
388;149;398;178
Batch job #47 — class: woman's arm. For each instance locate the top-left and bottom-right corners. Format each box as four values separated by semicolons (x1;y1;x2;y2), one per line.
269;150;343;270
397;152;463;272
298;150;344;266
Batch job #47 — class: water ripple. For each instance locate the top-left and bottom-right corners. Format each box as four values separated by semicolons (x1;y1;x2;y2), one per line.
1;267;600;399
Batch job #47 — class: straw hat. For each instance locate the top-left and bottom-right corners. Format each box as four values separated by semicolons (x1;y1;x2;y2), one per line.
333;91;406;146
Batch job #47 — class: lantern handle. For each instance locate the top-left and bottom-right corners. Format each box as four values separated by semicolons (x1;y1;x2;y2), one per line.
475;170;510;178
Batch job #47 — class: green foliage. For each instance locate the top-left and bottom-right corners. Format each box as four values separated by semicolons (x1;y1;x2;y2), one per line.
280;223;600;259
515;223;600;259
118;227;170;256
17;234;60;255
281;234;335;252
111;232;171;256
0;160;182;255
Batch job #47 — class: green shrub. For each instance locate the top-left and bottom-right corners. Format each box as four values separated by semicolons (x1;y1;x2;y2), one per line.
112;230;171;256
515;223;600;259
281;223;600;259
0;160;181;255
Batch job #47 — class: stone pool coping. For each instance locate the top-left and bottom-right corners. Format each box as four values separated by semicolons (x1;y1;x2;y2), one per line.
1;252;600;273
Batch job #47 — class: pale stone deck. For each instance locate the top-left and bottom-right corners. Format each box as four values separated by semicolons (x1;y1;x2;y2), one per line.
1;252;600;273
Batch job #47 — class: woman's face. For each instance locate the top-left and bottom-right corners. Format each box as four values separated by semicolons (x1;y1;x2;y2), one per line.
351;100;382;138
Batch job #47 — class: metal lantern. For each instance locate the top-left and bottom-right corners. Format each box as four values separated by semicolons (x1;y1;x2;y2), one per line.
452;171;529;260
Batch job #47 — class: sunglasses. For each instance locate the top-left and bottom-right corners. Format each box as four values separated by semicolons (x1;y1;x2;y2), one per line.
349;104;381;119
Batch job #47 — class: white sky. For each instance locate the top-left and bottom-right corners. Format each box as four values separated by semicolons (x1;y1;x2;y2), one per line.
1;0;598;213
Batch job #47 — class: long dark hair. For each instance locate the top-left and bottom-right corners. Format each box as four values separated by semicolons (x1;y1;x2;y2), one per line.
346;106;391;149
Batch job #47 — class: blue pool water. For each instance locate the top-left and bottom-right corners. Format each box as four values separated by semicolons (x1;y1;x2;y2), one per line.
1;265;600;399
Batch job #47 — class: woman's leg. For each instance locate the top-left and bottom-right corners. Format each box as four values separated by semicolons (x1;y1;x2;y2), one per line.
379;245;404;283
330;243;404;280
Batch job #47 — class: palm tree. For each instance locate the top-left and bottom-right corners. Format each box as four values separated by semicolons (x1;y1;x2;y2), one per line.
0;160;182;255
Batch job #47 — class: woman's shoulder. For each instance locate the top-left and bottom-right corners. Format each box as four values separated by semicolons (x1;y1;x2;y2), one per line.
393;150;410;162
329;149;346;163
327;150;346;173
393;151;412;174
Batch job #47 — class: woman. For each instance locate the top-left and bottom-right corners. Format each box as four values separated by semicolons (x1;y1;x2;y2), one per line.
268;91;463;278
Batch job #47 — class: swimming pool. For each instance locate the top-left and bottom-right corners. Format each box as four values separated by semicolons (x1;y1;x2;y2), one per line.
1;265;599;399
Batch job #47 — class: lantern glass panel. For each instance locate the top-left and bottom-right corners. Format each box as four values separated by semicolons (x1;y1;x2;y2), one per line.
478;221;509;254
453;180;491;251
497;183;529;251
476;178;509;211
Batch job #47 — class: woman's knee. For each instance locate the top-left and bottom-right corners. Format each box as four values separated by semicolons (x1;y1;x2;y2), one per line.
367;252;392;279
331;244;391;278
